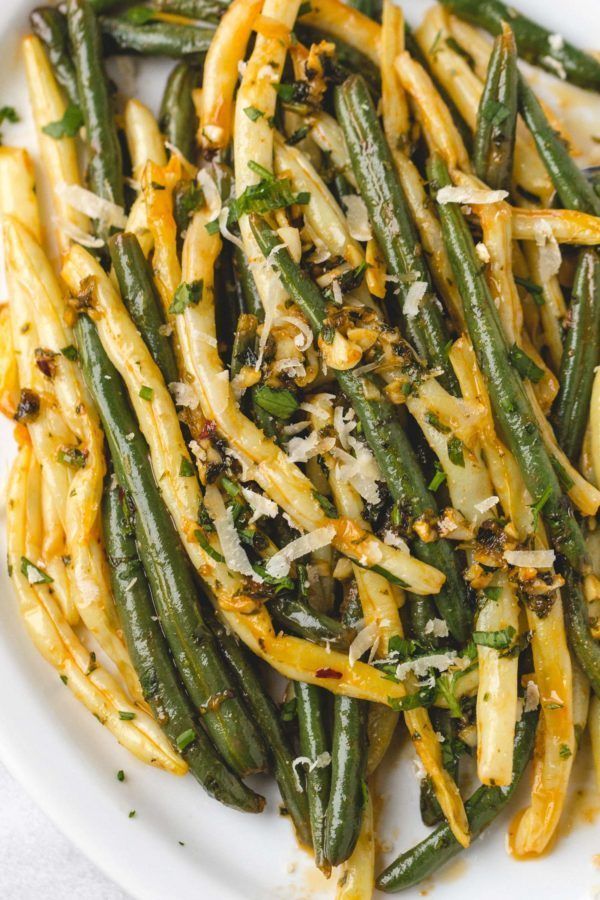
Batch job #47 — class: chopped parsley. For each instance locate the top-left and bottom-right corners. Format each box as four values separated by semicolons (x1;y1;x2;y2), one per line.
508;344;544;383
243;106;264;121
118;711;136;721
179;456;196;477
42;103;84;139
175;728;196;751
447;436;465;467
472;625;516;651
428;462;447;492
312;490;338;518
139;385;153;401
169;280;203;314
60;345;79;361
20;556;53;585
227;161;309;224
254;385;299;420
57;446;88;468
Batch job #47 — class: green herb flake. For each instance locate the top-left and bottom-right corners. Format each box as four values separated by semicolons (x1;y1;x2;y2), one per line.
57;446;88;469
169;280;203;314
128;809;136;819
483;585;502;602
193;529;225;563
42;103;84;139
179;456;196;477
252;564;295;592
60;345;79;361
60;674;68;685
514;275;544;302
472;625;516;651
139;385;153;401
428;462;447;492
312;490;338;518
447;436;465;467
425;412;450;433
205;218;220;235
20;557;54;585
176;728;196;751
117;770;125;782
298;1;312;14
254;385;299;420
286;125;310;146
559;743;572;759
508;344;544;383
227;164;309;224
119;710;136;721
244;106;264;121
530;483;552;531
482;99;510;127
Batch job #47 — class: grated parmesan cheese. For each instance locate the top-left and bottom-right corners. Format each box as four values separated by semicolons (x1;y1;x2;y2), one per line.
504;549;555;568
341;194;373;241
168;381;199;410
382;530;409;553
424;618;450;639
348;621;380;667
475;242;491;264
203;483;259;580
265;526;336;578
436;185;508;205
240;486;278;524
56;183;127;229
58;219;104;249
474;495;499;514
403;281;428;318
524;680;540;712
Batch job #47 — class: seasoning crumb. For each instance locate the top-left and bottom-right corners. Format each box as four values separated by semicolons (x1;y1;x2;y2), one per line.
128;809;136;818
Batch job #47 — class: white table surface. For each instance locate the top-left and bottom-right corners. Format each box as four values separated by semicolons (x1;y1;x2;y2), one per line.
0;760;129;899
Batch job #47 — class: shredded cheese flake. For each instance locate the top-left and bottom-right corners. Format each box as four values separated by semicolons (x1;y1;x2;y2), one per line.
424;618;450;639
341;194;373;241
474;495;499;514
524;680;540;712
168;382;199;410
436;186;508;205
56;182;127;228
265;526;336;578
404;280;428;318
240;486;278;524
348;621;380;667
504;549;555;568
203;483;259;580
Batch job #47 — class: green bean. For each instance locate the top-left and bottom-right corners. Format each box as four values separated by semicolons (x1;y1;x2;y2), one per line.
516;79;600;462
334;75;459;394
377;709;539;892
108;232;179;386
430;154;588;571
552;249;600;462
295;681;332;871
67;0;124;213
159;61;201;162
269;595;353;651
473;24;518;192
30;7;79;106
518;75;600;216
406;597;440;647
429;154;600;695
75;313;268;777
324;585;368;867
100;16;214;57
440;0;600;92
208;614;312;845
233;246;264;321
103;475;264;812
250;214;471;643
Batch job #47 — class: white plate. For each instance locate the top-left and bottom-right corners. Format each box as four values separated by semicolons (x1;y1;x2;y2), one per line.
0;2;599;898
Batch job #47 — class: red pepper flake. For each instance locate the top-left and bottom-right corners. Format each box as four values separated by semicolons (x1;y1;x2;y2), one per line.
198;419;217;440
315;667;342;679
